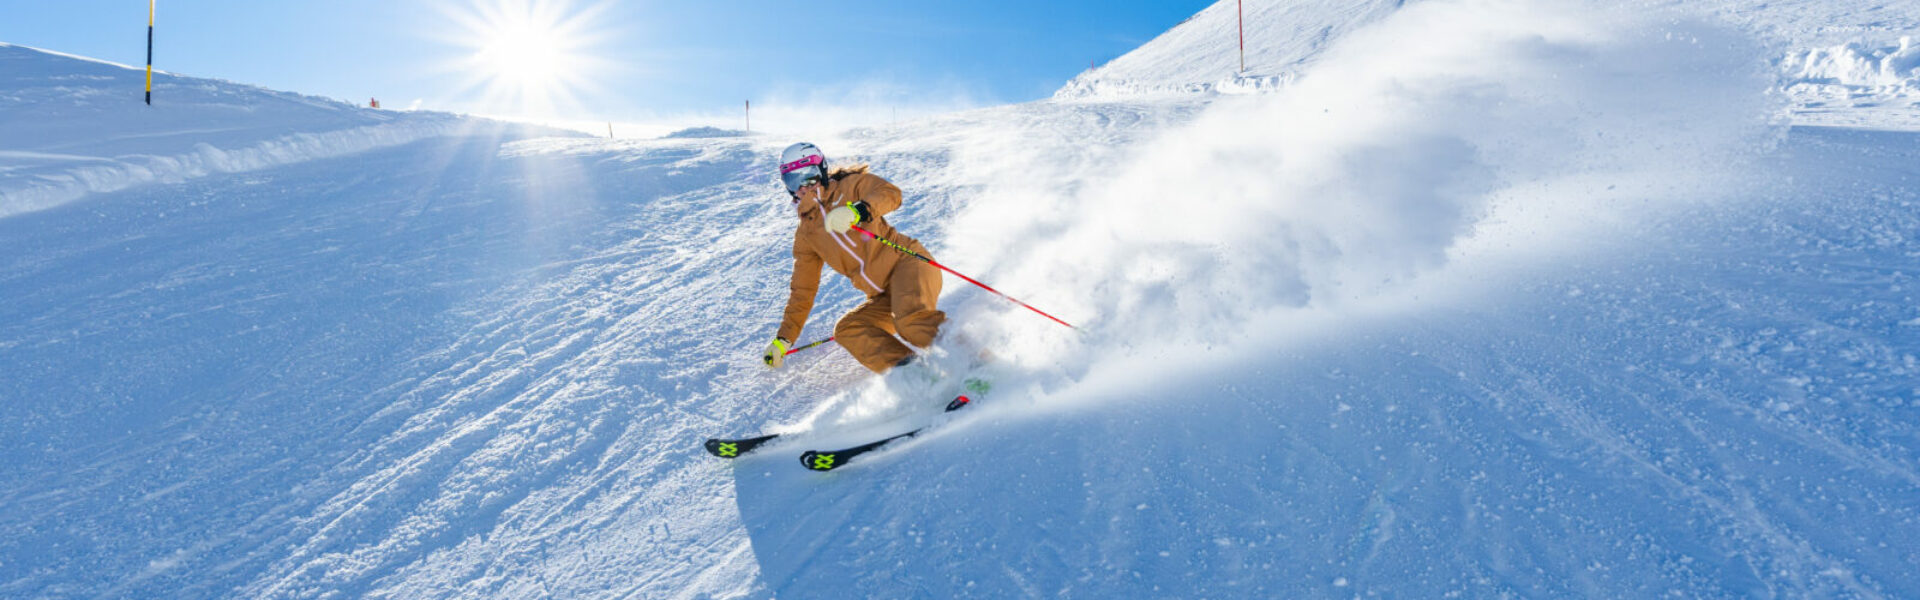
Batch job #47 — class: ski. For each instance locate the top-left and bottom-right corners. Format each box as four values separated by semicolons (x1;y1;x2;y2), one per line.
799;394;973;472
704;433;781;459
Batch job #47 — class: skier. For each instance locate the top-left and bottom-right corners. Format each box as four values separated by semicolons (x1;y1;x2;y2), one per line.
760;142;946;375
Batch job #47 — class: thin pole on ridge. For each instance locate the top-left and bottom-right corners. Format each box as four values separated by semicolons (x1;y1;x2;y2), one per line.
1239;0;1246;73
847;224;1076;330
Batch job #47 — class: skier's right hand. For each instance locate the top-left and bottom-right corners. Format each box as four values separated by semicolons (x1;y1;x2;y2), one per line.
762;338;789;369
824;201;869;233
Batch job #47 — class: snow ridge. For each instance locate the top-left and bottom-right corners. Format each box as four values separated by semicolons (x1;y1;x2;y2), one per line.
1;116;473;218
0;43;559;218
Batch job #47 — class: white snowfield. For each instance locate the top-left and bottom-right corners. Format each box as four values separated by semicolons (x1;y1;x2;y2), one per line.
3;1;1919;598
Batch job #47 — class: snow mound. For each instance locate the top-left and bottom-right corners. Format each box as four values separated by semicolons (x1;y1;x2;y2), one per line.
1786;37;1920;89
1780;37;1920;129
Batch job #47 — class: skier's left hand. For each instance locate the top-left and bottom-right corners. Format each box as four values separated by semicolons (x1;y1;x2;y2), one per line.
825;201;868;233
762;338;789;369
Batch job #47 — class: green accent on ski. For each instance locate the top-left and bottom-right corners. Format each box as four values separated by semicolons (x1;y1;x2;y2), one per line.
810;453;838;471
716;442;739;457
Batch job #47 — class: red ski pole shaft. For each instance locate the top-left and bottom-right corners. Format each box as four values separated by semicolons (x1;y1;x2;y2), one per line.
849;225;1075;329
785;336;835;356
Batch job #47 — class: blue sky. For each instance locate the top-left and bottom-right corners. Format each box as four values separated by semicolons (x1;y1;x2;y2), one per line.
1;0;1212;126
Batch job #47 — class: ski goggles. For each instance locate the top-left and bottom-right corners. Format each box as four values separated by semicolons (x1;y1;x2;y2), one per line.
781;155;825;194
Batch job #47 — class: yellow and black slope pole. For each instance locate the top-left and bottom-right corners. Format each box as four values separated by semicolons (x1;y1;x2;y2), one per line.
145;0;155;105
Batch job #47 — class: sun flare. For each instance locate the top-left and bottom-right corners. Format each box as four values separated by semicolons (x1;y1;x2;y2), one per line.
438;0;610;118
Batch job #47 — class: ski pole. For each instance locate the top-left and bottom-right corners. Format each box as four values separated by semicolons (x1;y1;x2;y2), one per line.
785;336;835;356
848;224;1075;329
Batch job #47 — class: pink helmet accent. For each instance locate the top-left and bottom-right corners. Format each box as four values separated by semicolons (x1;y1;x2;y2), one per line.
781;154;824;174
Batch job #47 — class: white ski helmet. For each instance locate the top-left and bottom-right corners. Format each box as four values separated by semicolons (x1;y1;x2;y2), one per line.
779;142;827;195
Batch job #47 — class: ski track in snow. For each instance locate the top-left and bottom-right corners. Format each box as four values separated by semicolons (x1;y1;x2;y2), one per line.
4;0;1920;598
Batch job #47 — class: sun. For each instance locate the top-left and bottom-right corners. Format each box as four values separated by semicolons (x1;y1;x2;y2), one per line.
478;19;570;92
437;0;611;118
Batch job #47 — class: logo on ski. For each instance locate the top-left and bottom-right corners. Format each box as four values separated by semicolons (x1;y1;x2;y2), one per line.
793;393;975;472
805;452;839;471
704;433;780;459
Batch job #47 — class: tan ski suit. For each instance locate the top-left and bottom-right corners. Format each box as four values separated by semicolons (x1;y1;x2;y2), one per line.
778;171;946;372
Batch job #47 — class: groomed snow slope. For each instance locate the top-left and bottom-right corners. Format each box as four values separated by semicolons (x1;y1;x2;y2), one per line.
3;0;1919;598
